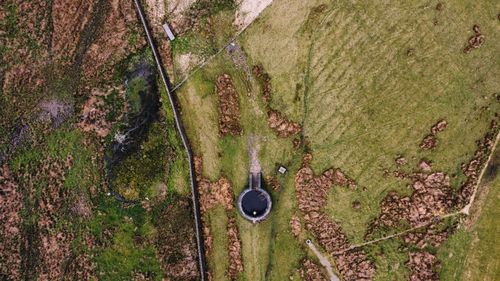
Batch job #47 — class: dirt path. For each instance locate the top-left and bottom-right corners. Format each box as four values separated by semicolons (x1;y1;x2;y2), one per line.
248;134;261;174
306;240;341;281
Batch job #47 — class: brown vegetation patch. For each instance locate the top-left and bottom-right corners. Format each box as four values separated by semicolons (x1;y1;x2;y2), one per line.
420;135;437;150
227;216;243;279
267;110;301;138
253;64;302;138
51;0;95;62
331;168;357;189
216;74;242;136
395;156;408;166
156;198;199;281
82;0;144;80
457;120;499;207
290;215;301;237
295;154;375;280
300;259;329;281
418;159;432;172
252;65;272;103
194;156;243;278
370;171;454;230
0;165;23;279
406;251;439;281
403;226;449;250
77;87;126;138
265;175;280;191
463;25;485;54
1;1;53;93
420;120;448;150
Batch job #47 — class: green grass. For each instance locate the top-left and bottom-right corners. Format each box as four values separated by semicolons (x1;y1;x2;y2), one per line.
172;0;500;279
126;77;146;114
95;217;163;281
438;171;500;281
206;206;230;281
364;237;410;281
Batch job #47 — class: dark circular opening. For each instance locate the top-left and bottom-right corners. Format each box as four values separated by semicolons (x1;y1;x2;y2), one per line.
241;190;269;218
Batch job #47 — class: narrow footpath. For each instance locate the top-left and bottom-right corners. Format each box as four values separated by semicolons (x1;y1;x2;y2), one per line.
132;1;207;280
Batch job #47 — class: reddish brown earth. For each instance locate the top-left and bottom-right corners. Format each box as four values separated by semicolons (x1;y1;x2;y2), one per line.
295;154;375;281
0;165;23;279
216;74;242;136
300;259;329;281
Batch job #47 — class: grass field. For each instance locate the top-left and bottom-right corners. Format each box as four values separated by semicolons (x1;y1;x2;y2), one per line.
437;152;500;281
171;0;499;279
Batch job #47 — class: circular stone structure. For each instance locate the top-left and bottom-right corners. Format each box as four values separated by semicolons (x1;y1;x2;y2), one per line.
237;188;272;223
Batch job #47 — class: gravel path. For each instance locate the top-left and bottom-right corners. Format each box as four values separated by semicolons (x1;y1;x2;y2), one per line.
306;240;341;281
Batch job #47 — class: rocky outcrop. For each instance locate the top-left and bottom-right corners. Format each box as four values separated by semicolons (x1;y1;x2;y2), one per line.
216;74;242;136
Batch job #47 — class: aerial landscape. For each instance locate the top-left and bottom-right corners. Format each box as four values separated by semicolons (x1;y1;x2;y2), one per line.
0;0;499;280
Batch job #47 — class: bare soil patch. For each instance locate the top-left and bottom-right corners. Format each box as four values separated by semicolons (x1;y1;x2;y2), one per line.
234;0;273;30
